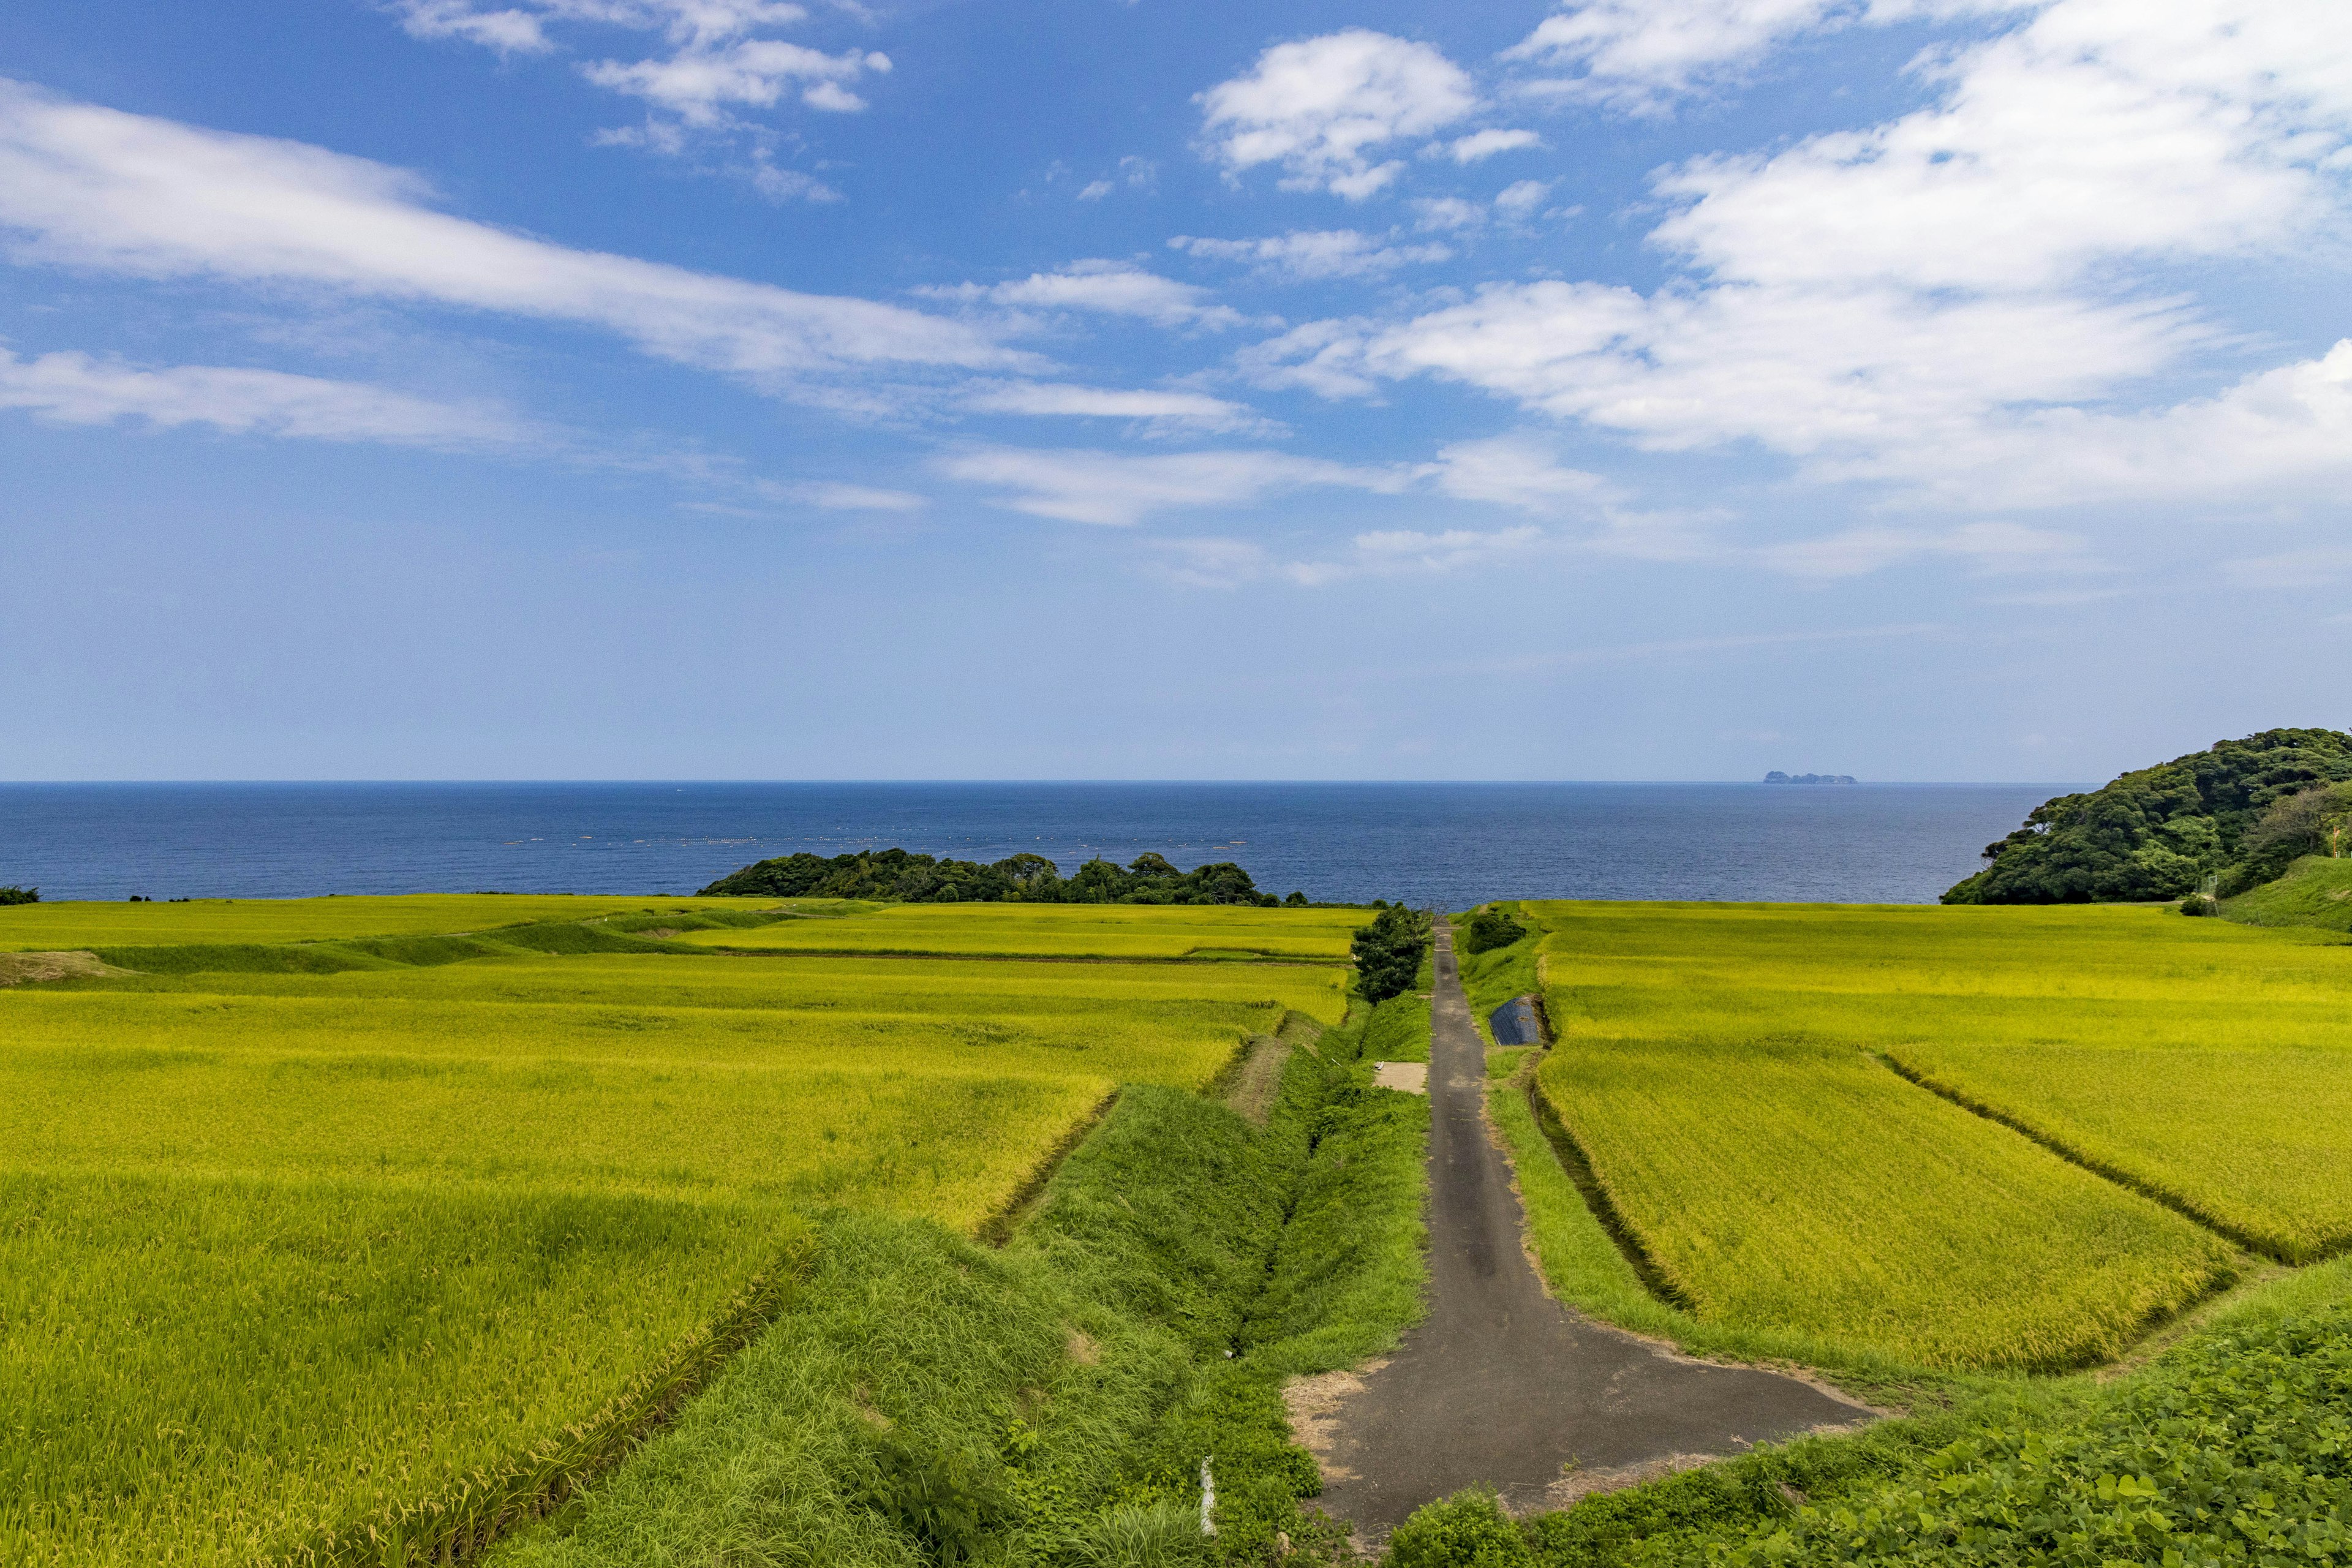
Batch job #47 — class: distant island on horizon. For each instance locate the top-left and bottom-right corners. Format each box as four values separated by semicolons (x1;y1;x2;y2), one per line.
1764;771;1859;785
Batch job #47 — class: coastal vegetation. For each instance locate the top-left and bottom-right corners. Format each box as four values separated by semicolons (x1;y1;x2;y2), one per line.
699;847;1291;906
0;884;36;905
1943;726;2352;905
1349;903;1433;1005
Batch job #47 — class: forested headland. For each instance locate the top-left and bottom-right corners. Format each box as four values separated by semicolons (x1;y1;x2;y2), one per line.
1943;726;2352;905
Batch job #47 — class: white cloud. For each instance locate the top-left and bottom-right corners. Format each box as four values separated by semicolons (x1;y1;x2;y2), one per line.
1502;0;2021;111
0;81;1020;401
1169;229;1453;281
1756;521;2093;578
937;446;1413;526
1411;197;1485;232
1148;524;1549;589
1443;128;1543;164
964;382;1278;435
1494;179;1553;217
1245;0;2352;510
780;480;929;511
919;261;1245;330
2225;546;2352;589
1077;156;1156;202
391;1;873;184
0;347;541;449
582;39;888;123
1197;30;1477;199
1427;434;1608;512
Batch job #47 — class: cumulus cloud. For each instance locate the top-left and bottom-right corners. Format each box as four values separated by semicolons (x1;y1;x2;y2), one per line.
1427;434;1608;511
963;382;1278;436
582;39;889;121
1169;229;1453;281
919;261;1246;330
1244;0;2352;510
0;347;543;449
0;81;1020;402
1493;179;1554;218
1196;29;1477;199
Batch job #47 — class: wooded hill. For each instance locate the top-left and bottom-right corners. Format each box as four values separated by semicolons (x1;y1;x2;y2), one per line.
1943;727;2352;904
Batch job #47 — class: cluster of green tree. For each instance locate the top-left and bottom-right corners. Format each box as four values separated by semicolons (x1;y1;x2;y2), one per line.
1460;905;1528;956
1352;903;1432;1004
1942;727;2352;905
0;885;36;906
697;847;1297;906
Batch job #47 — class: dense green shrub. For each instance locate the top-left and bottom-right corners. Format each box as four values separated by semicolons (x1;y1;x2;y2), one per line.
1352;906;1431;1005
1387;1491;1534;1568
699;848;1281;906
1943;728;2352;904
1461;908;1526;956
0;885;37;906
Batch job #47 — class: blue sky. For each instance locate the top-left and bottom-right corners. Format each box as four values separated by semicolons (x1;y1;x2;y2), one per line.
1;0;2346;782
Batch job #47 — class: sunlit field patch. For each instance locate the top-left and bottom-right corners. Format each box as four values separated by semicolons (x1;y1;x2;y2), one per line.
0;892;783;951
674;900;1363;959
1521;900;2352;1368
0;900;1352;1567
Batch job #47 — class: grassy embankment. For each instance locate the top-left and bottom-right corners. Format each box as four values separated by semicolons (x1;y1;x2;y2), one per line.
2224;852;2352;932
0;895;1384;1566
495;1000;1430;1568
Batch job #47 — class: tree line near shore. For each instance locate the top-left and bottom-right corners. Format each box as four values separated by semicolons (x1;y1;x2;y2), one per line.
699;846;1308;907
1945;726;2352;905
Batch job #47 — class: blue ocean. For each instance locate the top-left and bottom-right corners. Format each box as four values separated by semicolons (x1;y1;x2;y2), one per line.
0;782;2066;910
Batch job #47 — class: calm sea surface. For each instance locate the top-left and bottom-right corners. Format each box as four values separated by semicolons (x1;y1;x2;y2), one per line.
0;782;2068;910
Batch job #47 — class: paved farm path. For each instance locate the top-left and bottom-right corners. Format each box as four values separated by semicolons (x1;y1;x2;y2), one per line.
1300;919;1869;1543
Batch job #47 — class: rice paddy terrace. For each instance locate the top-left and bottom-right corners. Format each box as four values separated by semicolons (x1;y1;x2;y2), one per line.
0;895;1360;1566
1503;900;2352;1372
9;888;2352;1567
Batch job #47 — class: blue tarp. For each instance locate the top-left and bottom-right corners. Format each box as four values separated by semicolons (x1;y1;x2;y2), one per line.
1489;995;1544;1046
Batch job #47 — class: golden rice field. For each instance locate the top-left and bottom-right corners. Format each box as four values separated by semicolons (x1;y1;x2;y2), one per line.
674;899;1363;959
0;899;1350;1567
0;892;775;949
1525;900;2352;1370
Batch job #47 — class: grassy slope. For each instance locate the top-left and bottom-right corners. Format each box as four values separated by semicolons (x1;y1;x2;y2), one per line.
494;1001;1429;1568
2223;853;2352;932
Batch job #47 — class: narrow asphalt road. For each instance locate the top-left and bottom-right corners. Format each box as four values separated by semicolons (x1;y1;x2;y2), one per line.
1306;919;1868;1540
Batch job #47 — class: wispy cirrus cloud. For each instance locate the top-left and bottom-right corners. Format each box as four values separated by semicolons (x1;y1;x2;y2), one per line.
0;347;544;450
0;80;1025;405
1169;228;1453;281
918;260;1250;331
963;382;1281;437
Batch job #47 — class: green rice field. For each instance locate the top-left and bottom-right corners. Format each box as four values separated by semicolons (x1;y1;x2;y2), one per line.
1525;900;2352;1370
673;900;1363;959
0;899;1353;1567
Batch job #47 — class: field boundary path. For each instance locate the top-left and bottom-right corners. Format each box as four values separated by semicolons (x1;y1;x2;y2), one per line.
1298;919;1869;1545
